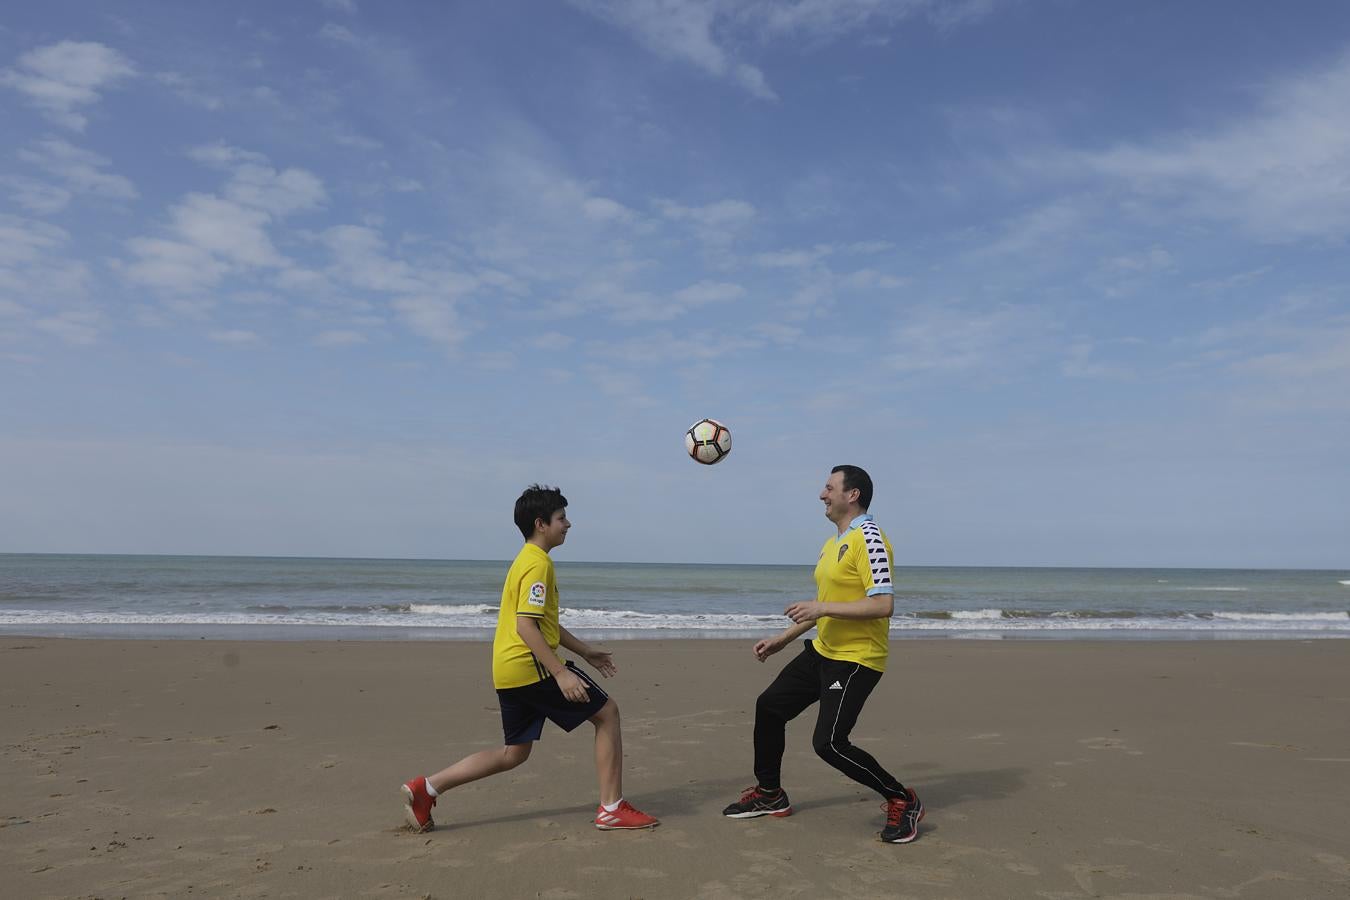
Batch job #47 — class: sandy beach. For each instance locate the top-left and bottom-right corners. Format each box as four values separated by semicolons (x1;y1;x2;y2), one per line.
3;637;1348;899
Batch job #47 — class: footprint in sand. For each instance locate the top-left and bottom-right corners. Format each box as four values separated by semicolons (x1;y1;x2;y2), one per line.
1078;736;1143;755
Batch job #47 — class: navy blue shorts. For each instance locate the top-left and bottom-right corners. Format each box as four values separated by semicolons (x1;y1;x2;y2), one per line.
497;661;610;745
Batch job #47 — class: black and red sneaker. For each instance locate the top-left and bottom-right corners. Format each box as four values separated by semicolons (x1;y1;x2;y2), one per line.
879;787;924;843
400;776;436;833
722;786;792;818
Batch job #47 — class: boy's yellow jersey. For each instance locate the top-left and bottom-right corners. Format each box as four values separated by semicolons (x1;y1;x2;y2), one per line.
492;543;561;689
811;514;895;673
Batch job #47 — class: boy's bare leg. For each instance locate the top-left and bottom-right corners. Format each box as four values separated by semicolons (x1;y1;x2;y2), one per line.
427;742;532;793
591;698;622;806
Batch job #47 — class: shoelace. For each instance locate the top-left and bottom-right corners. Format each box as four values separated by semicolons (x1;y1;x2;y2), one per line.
740;785;771;803
882;797;908;826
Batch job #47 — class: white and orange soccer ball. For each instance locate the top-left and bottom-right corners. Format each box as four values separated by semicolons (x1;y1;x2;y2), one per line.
685;418;732;465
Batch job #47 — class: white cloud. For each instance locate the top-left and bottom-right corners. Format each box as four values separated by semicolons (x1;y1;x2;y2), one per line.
321;0;358;13
581;363;657;407
571;0;775;99
582;196;635;223
569;1;1000;98
973;198;1087;257
34;310;100;345
1;41;135;130
119;149;324;297
319;23;359;45
320;226;479;349
314;329;367;347
658;198;756;246
1104;247;1174;273
155;72;224;110
16;138;137;206
659;198;756;228
887;303;1055;376
1077;50;1350;241
756;0;998;36
390;295;462;348
121;237;230;293
188;142;268;168
672;280;745;307
209;329;261;345
224;164;326;215
754;246;831;268
171;194;284;268
0;176;72;215
1061;339;1136;381
0;214;68;266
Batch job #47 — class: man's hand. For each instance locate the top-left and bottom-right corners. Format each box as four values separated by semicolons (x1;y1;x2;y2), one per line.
753;635;785;662
785;600;825;624
554;666;590;703
583;647;617;678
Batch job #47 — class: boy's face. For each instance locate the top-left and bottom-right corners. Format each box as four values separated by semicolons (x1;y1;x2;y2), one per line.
536;508;570;549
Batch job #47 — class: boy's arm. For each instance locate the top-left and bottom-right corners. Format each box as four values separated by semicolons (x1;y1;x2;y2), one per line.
516;616;591;702
559;626;617;677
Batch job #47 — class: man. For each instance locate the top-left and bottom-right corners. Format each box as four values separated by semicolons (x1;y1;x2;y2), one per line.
400;484;658;833
722;465;923;843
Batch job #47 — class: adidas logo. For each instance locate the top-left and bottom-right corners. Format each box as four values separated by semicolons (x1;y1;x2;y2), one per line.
828;681;843;690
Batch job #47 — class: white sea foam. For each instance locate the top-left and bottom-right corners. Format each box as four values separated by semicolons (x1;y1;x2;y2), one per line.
1210;611;1350;622
1339;580;1350;586
408;604;496;616
1178;587;1249;592
2;607;1348;634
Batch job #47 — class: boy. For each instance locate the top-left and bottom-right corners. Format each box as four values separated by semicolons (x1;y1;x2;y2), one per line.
400;484;659;832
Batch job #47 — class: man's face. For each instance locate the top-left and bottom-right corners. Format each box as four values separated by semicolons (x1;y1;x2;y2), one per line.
537;508;571;548
819;472;856;523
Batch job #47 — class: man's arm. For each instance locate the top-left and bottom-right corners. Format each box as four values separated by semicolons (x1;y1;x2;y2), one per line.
753;617;816;662
516;616;591;701
785;594;894;623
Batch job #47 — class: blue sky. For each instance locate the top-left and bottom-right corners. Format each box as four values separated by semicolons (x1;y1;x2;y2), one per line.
2;1;1348;567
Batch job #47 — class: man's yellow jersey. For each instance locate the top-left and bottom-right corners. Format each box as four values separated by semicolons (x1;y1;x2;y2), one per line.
811;514;895;673
492;543;561;689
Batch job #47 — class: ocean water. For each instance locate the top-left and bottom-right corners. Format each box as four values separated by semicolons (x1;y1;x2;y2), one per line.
1;554;1348;641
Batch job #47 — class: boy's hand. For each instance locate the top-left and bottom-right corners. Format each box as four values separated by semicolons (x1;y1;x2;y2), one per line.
555;667;590;703
583;648;617;678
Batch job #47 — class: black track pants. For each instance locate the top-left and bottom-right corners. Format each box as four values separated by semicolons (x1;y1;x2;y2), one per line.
752;641;905;799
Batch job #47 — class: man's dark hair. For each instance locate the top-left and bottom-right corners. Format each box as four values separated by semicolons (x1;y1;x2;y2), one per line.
831;465;873;511
514;484;568;539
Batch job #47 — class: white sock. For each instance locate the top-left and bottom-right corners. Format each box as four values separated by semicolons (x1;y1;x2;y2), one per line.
601;798;623;813
425;779;439;798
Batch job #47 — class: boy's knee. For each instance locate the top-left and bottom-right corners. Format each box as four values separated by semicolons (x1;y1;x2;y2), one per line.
502;743;532;769
591;697;619;725
812;735;840;760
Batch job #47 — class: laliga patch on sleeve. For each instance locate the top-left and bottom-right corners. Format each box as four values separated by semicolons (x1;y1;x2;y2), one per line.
527;581;547;606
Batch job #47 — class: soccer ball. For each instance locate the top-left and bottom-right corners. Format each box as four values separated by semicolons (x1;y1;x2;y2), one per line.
685;418;732;465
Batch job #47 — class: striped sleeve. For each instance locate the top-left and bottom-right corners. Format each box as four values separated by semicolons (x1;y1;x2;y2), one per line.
859;521;893;596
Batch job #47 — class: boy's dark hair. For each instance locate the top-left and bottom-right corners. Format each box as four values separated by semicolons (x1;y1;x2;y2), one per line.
514;484;568;539
831;465;873;511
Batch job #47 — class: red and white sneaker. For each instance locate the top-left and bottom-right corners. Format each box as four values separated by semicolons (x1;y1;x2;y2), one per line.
594;800;659;830
400;776;436;833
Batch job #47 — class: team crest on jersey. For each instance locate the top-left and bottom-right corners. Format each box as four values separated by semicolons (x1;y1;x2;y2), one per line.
527;581;546;606
837;543;849;562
